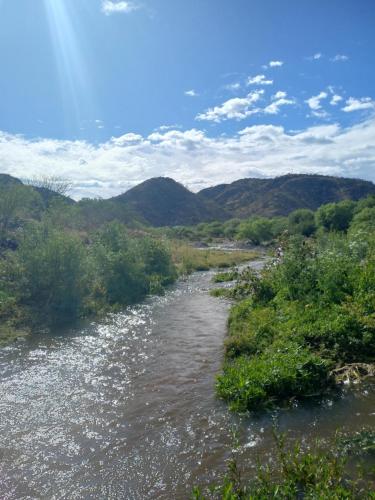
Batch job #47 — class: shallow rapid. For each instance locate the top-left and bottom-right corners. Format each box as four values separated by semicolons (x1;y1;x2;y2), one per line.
0;260;373;499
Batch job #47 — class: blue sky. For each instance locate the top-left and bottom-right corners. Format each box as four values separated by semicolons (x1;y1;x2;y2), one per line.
0;0;374;198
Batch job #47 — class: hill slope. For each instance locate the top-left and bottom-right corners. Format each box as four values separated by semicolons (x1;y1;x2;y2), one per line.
112;177;228;226
198;174;375;217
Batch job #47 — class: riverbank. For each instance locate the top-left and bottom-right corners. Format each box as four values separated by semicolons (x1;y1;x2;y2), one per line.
0;230;258;347
215;231;375;412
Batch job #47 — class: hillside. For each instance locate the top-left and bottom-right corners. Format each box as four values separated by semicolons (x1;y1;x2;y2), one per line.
198;174;375;217
1;172;375;227
112;177;228;226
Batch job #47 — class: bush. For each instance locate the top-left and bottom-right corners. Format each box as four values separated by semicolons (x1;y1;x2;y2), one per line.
92;222;175;305
237;218;274;245
288;208;316;236
217;342;330;412
14;224;88;324
316;200;356;232
216;229;375;411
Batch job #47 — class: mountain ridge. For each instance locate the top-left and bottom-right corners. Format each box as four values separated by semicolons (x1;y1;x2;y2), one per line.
198;173;375;218
1;172;375;227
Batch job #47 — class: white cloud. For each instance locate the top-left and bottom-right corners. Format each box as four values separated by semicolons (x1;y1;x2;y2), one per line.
306;91;329;117
269;60;284;67
247;74;273;86
111;133;143;146
342;97;375;112
224;82;241;91
196;90;264;122
330;94;343;106
185;89;199;97
1;118;374;199
156;124;182;132
264;92;295;115
307;53;322;61
331;54;349;62
101;1;137;15
273;91;287;100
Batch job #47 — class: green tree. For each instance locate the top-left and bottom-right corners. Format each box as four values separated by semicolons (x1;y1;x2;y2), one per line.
15;224;88;323
316;200;356;232
0;185;41;244
288;208;316;236
349;207;375;234
237;218;273;245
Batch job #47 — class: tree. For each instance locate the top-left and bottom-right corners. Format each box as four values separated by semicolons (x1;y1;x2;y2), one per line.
16;224;88;323
0;185;41;244
288;209;316;237
237;218;273;245
24;176;72;197
349;207;375;234
316;200;356;232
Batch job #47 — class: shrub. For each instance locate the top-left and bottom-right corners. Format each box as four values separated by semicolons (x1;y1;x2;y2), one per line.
15;224;88;323
316;200;356;232
237;218;274;245
288;208;316;236
217;342;330;412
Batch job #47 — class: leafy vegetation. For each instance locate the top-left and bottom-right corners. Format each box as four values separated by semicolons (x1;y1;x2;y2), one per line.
0;218;178;336
214;195;375;411
192;430;375;499
0;177;259;344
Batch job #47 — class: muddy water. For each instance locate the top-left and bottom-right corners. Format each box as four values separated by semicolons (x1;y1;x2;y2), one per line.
0;260;374;499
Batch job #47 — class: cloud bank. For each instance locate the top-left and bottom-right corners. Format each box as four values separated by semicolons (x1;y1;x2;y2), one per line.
1;117;374;199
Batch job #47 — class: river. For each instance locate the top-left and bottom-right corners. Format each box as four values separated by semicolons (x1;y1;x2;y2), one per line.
0;260;374;499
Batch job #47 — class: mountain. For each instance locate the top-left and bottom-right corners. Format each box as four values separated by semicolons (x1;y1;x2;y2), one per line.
1;172;375;227
198;174;375;218
111;177;228;226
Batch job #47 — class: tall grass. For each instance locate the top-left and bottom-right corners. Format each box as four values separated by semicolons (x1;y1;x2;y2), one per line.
170;242;258;275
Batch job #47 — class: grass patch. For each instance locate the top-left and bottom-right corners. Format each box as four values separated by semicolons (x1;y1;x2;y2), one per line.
170;242;258;275
212;270;240;283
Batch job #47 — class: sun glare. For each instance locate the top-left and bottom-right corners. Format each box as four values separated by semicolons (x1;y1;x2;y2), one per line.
42;0;94;132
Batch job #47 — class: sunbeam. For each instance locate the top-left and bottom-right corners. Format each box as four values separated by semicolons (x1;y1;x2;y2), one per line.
42;0;95;134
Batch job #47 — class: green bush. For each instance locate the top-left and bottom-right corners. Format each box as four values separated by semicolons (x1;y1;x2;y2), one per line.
216;229;375;411
217;342;330;412
316;200;356;232
14;224;88;324
92;222;175;306
288;208;316;236
237;218;274;245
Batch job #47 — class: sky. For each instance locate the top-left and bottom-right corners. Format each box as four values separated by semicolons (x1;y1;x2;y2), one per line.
0;0;374;198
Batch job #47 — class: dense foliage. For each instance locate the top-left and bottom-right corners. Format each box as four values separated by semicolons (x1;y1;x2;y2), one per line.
0;191;177;341
214;196;375;411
